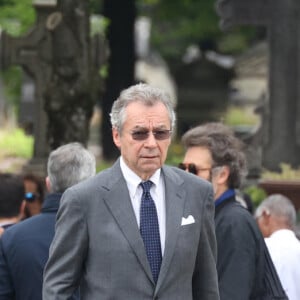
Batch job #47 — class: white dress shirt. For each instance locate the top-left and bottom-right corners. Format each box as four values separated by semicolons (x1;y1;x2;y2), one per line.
265;229;300;300
120;157;166;255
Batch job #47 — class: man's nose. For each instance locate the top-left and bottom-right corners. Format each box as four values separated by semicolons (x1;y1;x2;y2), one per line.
144;131;157;146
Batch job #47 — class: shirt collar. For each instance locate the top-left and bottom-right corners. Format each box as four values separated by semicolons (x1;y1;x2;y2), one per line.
0;220;16;227
215;188;235;207
120;156;161;198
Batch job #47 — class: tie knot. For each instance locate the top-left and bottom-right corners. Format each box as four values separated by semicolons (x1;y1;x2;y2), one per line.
140;180;153;193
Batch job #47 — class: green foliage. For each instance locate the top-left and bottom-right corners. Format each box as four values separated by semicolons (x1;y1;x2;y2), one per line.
96;160;113;173
262;164;300;181
90;14;109;37
0;1;35;117
243;185;267;208
0;128;33;159
145;0;220;58
1;66;22;113
0;0;35;36
99;64;109;79
139;0;257;59
217;28;257;54
89;0;103;14
166;140;184;166
223;106;259;126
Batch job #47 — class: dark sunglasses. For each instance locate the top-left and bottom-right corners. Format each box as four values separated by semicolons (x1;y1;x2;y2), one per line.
178;163;198;174
178;163;212;175
24;192;39;202
131;129;172;141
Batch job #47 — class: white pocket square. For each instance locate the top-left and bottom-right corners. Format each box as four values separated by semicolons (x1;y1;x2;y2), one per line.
181;215;195;226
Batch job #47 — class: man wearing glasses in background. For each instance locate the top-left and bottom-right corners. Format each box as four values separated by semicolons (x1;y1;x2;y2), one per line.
180;122;285;300
43;83;220;300
23;173;45;218
0;143;95;300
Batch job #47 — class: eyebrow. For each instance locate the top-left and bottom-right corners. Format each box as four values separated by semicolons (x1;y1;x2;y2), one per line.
131;125;169;130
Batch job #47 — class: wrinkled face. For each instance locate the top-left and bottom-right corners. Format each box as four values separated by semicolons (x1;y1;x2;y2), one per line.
182;146;224;198
183;146;214;181
256;211;271;238
112;101;172;180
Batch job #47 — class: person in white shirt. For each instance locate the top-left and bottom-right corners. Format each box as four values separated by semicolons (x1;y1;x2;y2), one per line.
255;193;300;300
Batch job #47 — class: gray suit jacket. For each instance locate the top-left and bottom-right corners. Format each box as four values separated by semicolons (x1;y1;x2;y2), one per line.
43;159;219;300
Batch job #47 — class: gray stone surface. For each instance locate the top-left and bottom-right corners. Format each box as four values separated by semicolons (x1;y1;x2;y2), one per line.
216;0;300;171
0;0;104;175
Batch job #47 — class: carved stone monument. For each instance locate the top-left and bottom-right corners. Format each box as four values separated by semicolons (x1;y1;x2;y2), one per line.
0;0;102;175
216;0;300;171
43;0;96;150
0;2;54;174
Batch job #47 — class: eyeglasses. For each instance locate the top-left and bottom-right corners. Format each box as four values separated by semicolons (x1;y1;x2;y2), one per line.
178;163;212;175
255;209;270;220
131;129;172;141
24;192;39;202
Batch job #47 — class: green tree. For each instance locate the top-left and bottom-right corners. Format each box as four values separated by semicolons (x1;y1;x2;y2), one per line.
0;0;35;35
139;0;257;59
0;0;258;159
0;0;35;113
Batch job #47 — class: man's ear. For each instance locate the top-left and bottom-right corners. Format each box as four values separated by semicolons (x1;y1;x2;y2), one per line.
261;210;271;223
217;165;230;185
112;128;121;149
19;200;26;220
45;176;51;192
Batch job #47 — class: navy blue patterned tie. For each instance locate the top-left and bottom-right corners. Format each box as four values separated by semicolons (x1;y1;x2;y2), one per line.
140;180;162;283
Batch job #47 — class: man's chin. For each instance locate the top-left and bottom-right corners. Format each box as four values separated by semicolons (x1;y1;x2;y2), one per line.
141;160;161;171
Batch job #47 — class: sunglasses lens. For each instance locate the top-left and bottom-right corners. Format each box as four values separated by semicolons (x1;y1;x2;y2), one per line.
178;163;197;174
178;163;186;170
188;164;197;174
131;130;171;141
131;131;149;141
153;130;171;140
25;192;36;202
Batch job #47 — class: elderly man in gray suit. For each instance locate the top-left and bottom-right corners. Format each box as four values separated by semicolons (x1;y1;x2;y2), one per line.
43;83;219;300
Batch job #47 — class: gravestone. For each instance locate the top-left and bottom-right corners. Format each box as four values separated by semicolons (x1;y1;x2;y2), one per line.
0;2;53;174
43;0;97;150
216;0;300;171
0;0;103;175
172;55;233;136
19;71;35;134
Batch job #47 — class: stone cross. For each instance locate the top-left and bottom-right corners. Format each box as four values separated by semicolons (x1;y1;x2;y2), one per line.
0;2;55;174
0;0;103;175
216;0;300;171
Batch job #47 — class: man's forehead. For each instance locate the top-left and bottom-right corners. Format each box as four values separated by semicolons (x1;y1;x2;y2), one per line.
124;104;170;125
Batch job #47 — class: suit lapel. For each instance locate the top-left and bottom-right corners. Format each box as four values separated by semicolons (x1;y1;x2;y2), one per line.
102;162;187;288
156;167;186;291
102;161;153;282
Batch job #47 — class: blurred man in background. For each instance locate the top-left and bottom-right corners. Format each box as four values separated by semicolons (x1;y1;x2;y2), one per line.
0;173;25;235
180;122;286;299
0;142;96;300
255;194;300;300
23;173;45;218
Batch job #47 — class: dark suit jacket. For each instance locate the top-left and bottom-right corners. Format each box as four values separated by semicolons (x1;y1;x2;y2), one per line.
215;195;269;300
43;159;220;300
0;193;79;300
